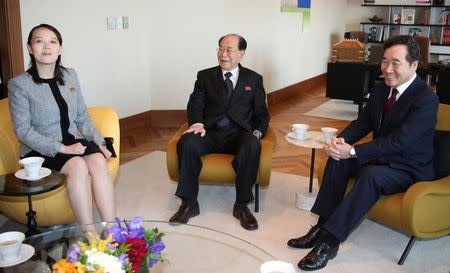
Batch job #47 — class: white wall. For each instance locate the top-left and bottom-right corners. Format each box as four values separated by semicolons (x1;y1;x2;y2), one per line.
20;0;152;118
20;0;364;117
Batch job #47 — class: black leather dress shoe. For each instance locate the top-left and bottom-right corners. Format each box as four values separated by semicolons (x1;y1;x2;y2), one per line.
287;225;322;249
298;241;339;271
169;201;200;224
233;205;258;230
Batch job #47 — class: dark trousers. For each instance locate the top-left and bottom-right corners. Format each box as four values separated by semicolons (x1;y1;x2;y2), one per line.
311;158;414;242
175;126;261;204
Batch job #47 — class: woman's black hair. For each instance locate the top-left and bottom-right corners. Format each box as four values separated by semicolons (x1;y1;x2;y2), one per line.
27;24;66;85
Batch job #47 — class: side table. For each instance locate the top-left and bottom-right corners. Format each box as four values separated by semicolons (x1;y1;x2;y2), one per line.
0;171;65;237
285;131;324;192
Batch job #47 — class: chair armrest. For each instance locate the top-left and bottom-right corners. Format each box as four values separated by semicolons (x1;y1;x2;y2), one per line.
401;176;450;238
88;107;121;156
261;126;277;149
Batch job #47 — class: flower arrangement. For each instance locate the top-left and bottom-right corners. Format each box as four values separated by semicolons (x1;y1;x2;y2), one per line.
52;217;165;273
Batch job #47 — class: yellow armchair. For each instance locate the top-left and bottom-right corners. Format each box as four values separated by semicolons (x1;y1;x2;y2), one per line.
317;103;450;265
0;98;120;226
166;123;276;212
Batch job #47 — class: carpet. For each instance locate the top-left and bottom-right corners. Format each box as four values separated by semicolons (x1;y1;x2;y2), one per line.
304;99;358;121
114;151;450;273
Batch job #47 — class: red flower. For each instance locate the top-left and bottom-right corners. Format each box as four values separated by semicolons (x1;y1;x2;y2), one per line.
125;237;147;272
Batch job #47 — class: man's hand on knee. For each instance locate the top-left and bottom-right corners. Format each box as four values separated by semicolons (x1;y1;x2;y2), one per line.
183;123;206;137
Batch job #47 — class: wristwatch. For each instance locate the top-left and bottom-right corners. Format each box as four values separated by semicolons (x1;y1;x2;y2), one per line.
253;130;262;139
349;147;357;158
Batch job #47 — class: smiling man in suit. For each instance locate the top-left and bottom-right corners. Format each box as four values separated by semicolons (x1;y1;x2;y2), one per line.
169;34;270;230
287;35;439;270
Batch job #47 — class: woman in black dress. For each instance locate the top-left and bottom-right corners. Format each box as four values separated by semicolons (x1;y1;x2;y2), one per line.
8;24;115;226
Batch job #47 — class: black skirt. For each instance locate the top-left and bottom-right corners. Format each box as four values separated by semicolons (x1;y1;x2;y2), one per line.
22;139;102;172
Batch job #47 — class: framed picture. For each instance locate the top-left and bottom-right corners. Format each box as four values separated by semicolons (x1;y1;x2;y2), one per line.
401;8;415;25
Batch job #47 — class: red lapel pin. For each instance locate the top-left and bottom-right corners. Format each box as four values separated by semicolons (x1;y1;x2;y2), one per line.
245;85;252;91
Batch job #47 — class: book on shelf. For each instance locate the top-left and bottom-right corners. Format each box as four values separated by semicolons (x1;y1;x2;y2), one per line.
390;25;401;37
376;26;384;42
382;26;390;41
441;9;449;25
401;8;416;25
442;27;450;44
392;13;402;24
423;9;430;25
416;0;431;4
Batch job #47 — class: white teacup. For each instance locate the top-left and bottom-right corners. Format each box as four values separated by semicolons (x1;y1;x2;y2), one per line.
260;260;296;273
292;123;309;139
321;127;338;142
0;231;25;262
19;157;44;179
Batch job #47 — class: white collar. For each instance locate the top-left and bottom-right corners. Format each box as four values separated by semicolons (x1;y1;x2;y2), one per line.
393;73;417;96
222;66;240;78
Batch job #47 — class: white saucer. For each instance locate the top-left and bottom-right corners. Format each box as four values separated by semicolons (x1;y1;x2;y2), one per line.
288;132;311;141
15;167;51;181
316;136;325;144
0;244;34;267
316;136;334;145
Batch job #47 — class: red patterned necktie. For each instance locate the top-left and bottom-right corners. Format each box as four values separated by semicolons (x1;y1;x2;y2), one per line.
384;88;398;114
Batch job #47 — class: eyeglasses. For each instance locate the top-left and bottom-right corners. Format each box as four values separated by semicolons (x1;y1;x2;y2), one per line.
217;47;238;54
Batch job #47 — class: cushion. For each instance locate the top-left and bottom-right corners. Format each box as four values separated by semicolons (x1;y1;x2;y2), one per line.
433;130;450;179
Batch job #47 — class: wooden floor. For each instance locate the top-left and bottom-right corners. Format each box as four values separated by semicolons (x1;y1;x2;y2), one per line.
119;82;352;178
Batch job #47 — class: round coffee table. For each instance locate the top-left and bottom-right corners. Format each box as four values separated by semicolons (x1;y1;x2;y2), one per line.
0;171;65;236
9;221;275;272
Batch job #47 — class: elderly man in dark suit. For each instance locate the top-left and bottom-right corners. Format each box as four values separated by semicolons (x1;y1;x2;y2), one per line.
169;34;270;230
287;35;439;271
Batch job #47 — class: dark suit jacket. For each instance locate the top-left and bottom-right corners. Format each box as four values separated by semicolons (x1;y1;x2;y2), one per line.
339;75;439;181
187;64;270;136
